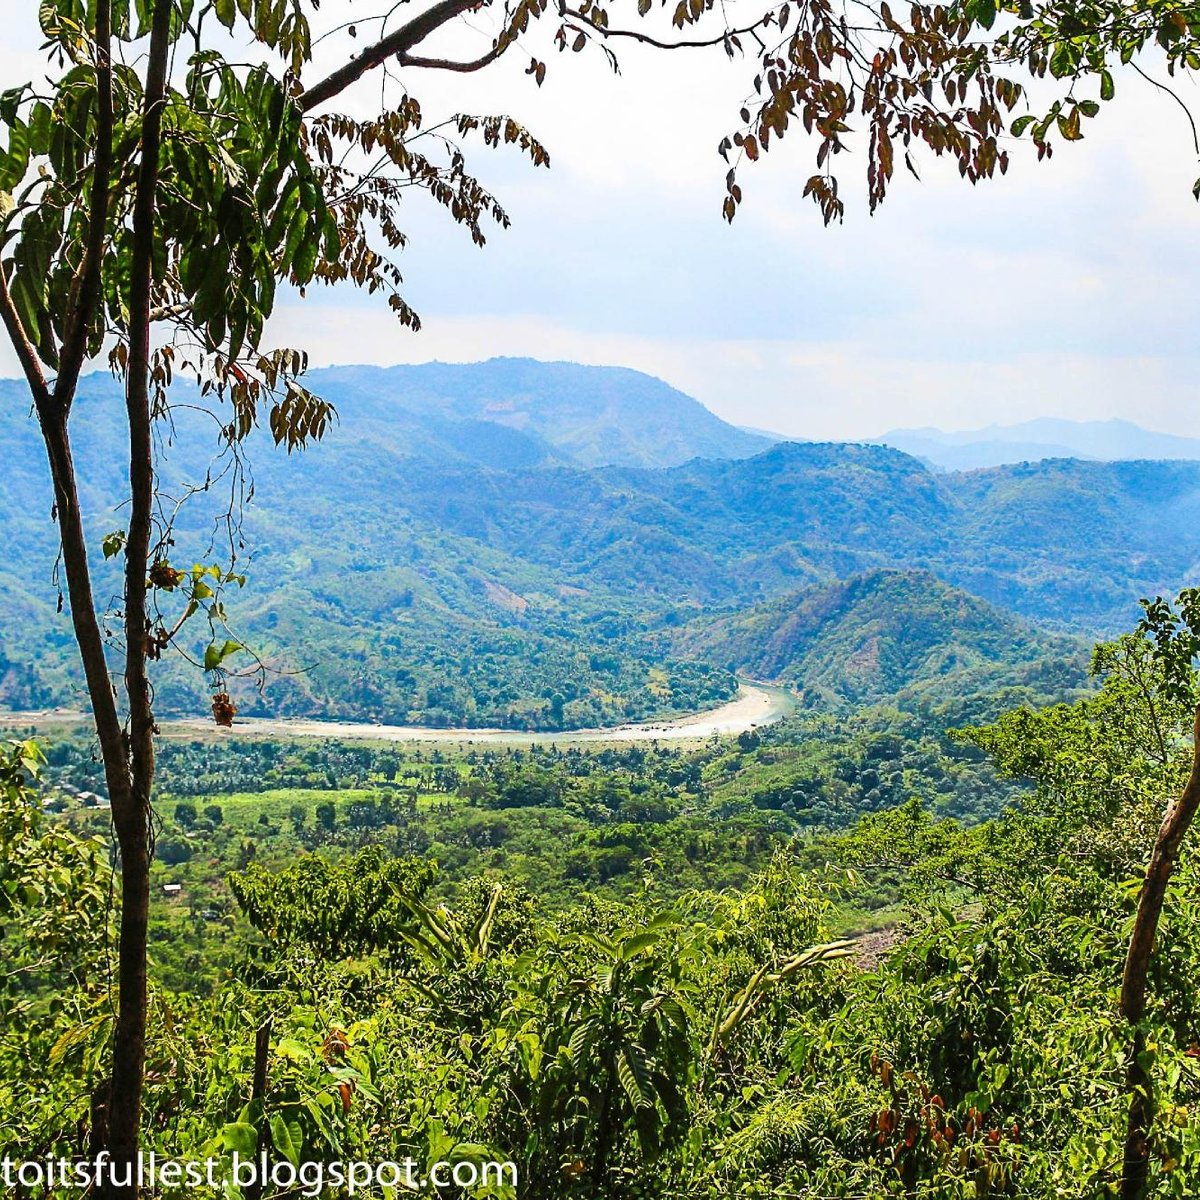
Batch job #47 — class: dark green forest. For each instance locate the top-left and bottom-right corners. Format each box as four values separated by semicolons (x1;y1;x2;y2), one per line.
7;0;1200;1191
10;606;1200;1197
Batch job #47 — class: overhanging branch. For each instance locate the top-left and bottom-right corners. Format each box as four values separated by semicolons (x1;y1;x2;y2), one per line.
300;0;488;112
561;5;772;51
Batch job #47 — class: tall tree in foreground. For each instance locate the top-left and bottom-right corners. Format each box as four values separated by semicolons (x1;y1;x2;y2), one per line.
1119;594;1200;1200
2;0;1198;1193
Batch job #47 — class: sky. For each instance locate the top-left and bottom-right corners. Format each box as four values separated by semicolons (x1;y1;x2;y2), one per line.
2;1;1199;440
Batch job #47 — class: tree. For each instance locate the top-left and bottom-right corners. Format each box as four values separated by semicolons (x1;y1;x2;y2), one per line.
1117;594;1200;1200
962;613;1200;1200
3;0;1196;1193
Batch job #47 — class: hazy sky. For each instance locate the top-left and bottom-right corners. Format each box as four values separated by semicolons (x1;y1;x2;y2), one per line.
3;2;1199;439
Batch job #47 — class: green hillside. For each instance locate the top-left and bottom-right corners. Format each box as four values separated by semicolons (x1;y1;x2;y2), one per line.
673;568;1088;706
2;365;1197;726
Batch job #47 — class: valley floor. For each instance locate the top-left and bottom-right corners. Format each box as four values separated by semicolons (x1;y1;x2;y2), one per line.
1;681;796;747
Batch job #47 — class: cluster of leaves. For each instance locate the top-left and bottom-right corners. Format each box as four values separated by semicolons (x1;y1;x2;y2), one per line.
17;597;1200;1195
0;740;111;1170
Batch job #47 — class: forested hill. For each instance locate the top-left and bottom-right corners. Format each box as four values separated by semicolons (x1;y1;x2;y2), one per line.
301;359;777;468
671;568;1085;708
2;364;1199;724
244;439;1200;628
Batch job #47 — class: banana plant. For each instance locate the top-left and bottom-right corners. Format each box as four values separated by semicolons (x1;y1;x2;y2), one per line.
709;938;857;1052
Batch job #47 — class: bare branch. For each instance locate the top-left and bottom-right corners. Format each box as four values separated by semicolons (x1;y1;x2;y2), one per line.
300;0;487;112
398;44;506;72
561;5;771;51
148;302;192;322
1131;61;1200;155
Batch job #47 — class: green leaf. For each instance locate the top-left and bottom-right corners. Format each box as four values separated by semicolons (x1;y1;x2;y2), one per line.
269;1113;300;1167
221;1122;258;1157
203;639;242;671
619;931;661;960
969;0;996;30
1100;69;1115;101
1049;42;1075;78
214;0;236;29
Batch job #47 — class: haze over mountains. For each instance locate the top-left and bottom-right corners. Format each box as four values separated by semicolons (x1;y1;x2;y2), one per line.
304;358;774;469
875;418;1200;471
2;359;1196;727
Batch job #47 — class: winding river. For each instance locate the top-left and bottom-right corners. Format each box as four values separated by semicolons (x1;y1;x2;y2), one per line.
4;682;795;746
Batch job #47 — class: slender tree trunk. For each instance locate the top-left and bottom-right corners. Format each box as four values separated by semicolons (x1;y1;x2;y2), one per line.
34;394;145;1200
99;2;174;1193
244;1020;274;1200
1119;706;1200;1200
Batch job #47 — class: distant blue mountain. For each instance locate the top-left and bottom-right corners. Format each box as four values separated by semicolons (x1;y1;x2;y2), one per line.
302;358;775;468
874;418;1200;471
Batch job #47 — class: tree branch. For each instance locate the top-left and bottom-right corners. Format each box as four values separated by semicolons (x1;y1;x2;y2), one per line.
105;0;174;1185
54;0;113;411
125;0;174;827
0;261;51;408
299;0;486;112
1131;61;1200;155
561;5;770;51
398;44;506;72
1119;705;1200;1200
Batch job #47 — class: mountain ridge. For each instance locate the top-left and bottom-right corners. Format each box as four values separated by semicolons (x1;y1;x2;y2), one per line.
875;417;1200;471
2;363;1197;726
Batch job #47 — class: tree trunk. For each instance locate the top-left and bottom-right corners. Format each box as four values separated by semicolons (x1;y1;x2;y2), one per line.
244;1020;274;1200
1119;705;1200;1200
99;3;174;1193
34;397;146;1200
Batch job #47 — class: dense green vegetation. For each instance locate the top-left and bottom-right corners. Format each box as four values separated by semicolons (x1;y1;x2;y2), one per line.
10;605;1200;1197
0;364;1184;727
674;567;1088;708
33;699;1019;990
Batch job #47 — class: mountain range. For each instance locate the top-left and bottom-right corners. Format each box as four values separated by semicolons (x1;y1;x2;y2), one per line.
303;358;774;469
2;360;1196;727
875;418;1200;471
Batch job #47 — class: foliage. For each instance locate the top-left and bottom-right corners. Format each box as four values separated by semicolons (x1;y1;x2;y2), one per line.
6;382;1191;724
0;741;110;1172
5;0;1199;1185
14;593;1200;1196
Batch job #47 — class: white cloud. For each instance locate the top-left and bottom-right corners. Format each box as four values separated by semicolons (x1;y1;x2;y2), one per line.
3;2;1199;442
264;303;1200;439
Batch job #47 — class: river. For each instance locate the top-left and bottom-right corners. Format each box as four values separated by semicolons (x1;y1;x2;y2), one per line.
3;682;795;746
